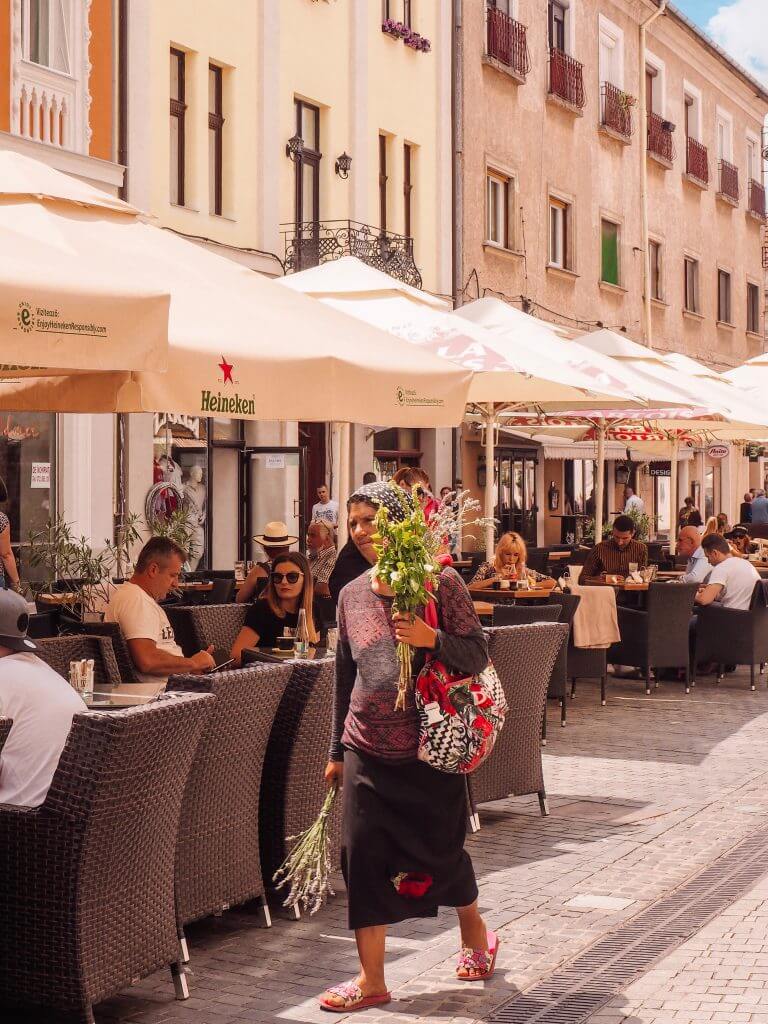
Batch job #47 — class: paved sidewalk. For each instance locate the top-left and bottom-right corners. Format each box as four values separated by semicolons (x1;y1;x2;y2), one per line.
65;670;768;1023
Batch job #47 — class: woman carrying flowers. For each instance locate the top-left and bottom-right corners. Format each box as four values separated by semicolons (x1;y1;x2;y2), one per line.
320;482;495;1013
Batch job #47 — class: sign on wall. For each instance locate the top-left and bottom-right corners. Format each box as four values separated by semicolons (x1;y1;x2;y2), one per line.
30;462;50;489
707;444;729;460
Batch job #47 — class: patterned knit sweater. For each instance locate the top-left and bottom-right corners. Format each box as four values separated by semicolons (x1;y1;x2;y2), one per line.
330;567;488;763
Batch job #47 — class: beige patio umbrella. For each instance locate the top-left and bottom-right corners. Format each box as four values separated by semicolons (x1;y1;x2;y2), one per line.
281;257;641;554
0;160;472;427
0;150;169;374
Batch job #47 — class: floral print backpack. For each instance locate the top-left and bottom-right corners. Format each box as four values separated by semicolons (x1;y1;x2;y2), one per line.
414;597;507;774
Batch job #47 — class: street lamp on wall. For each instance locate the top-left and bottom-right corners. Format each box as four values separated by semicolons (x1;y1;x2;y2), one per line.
285;134;304;161
615;463;630;486
335;152;352;179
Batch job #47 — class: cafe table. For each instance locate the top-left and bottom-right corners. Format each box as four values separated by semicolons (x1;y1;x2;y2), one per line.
473;601;494;620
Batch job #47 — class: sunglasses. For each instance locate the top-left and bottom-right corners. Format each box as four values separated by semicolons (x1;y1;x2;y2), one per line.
272;571;303;585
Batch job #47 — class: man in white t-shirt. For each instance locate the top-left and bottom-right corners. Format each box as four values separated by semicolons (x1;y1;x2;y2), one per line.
105;537;215;691
695;534;760;611
623;486;645;516
0;590;85;807
311;485;339;528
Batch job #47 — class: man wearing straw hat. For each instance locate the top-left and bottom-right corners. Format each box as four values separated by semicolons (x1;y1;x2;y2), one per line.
0;590;85;807
236;521;299;604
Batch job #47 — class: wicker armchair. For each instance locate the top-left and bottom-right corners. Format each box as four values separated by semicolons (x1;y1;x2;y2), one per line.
0;718;11;754
0;693;214;1023
259;658;340;914
166;663;292;950
79;621;140;684
467;623;568;823
694;580;768;690
35;634;123;691
608;582;699;695
548;592;609;705
166;603;248;658
491;605;560;626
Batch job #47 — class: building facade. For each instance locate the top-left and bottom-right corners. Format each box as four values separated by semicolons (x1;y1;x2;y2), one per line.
459;0;768;545
0;0;123;566
121;0;454;569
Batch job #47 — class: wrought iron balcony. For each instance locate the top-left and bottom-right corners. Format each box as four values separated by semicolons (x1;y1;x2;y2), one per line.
717;159;740;203
283;220;422;288
749;179;766;219
647;112;675;164
686;137;709;186
600;82;634;139
548;48;585;111
485;5;530;79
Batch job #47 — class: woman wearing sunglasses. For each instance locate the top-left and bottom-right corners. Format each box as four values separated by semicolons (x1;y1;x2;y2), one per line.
230;552;319;664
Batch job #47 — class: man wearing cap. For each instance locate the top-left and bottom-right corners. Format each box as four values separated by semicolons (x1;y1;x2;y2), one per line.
236;521;299;604
0;590;86;806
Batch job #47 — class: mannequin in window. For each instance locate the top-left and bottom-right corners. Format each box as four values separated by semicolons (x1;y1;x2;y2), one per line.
183;465;207;571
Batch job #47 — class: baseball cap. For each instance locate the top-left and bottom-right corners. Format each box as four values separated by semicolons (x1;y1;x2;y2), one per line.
0;589;37;652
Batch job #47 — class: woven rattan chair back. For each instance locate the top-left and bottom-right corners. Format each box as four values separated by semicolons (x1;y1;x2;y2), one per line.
645;582;699;662
259;658;341;902
167;603;248;657
167;664;292;928
0;717;11;754
35;634;123;690
79;620;139;684
492;604;560;626
468;623;568;811
0;692;213;1022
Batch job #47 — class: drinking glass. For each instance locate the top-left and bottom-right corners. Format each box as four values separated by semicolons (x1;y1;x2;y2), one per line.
628;562;639;576
325;628;338;655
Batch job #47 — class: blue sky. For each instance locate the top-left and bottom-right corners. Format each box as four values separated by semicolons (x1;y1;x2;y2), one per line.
674;1;721;25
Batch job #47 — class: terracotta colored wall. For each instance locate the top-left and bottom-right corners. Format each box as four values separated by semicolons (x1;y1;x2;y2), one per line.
0;0;10;133
89;0;114;160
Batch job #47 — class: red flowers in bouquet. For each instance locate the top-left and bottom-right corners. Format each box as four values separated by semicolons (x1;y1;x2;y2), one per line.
391;871;433;899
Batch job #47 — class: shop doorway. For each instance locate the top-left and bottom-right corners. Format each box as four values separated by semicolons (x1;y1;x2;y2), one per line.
495;450;538;544
299;422;327;525
242;448;307;564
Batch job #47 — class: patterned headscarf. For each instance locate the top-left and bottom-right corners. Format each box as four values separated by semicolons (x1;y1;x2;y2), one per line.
347;482;413;523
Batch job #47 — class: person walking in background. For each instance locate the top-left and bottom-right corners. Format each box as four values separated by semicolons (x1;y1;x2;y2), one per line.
321;482;493;1012
739;491;753;524
0;478;20;592
311;484;339;527
623;485;644;516
678;496;702;529
751;489;768;524
362;471;377;486
391;467;439;520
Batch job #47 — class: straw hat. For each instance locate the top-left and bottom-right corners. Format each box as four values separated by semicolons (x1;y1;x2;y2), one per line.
254;521;299;548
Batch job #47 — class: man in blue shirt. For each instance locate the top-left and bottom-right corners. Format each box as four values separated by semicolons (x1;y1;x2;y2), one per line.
676;526;709;585
751;490;768;524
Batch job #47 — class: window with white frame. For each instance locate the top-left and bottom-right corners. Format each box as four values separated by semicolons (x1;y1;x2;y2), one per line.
746;134;759;184
21;0;71;72
716;110;733;162
684;84;702;141
598;16;623;89
645;53;666;116
549;196;571;270
717;269;732;325
486;170;514;249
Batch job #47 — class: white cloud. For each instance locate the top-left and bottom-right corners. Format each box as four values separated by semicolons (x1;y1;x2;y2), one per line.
706;0;768;86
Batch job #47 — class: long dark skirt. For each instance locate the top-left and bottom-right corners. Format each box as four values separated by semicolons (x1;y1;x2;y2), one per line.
341;747;478;930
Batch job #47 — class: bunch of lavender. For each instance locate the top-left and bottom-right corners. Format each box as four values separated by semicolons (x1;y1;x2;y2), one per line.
272;784;338;916
425;489;494;559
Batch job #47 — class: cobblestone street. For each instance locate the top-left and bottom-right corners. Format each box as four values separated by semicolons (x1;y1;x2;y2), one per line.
58;668;768;1024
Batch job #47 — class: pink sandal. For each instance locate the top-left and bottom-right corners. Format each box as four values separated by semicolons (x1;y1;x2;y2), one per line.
457;929;500;981
319;980;392;1013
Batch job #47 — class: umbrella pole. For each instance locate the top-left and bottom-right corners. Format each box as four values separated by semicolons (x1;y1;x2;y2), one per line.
669;436;679;543
595;420;606;544
484;406;496;560
337;422;351;548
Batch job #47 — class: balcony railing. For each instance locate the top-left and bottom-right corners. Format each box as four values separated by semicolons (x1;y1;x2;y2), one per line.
600;82;634;139
717;159;740;203
486;5;530;79
749;179;766;219
647;112;675;164
686;137;709;186
283;220;422;289
548;48;585;110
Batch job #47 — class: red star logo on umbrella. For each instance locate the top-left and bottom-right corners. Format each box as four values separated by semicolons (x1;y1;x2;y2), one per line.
218;356;234;384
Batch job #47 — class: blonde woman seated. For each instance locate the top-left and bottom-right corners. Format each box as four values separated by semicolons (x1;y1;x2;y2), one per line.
468;532;546;593
231;552;320;664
